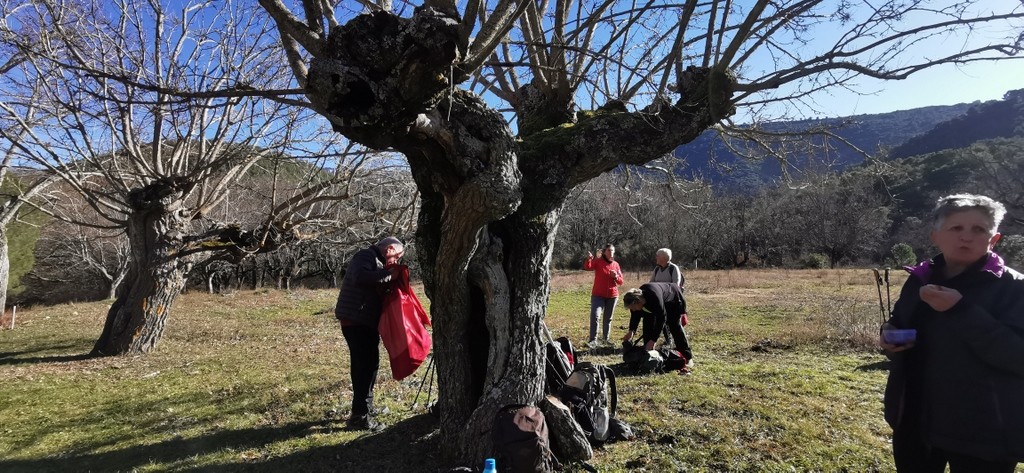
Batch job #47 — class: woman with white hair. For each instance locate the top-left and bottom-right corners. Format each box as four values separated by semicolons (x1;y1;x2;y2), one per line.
882;194;1024;471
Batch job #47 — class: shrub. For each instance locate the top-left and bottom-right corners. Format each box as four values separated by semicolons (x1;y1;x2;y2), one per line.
889;242;917;267
801;253;829;269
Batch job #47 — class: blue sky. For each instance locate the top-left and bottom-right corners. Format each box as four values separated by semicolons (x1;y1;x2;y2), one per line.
809;56;1023;119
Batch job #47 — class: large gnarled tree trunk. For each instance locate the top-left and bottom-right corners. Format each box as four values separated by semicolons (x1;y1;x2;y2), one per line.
299;8;732;465
92;178;195;356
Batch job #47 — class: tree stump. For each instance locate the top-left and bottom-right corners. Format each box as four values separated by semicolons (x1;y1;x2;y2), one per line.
539;395;592;463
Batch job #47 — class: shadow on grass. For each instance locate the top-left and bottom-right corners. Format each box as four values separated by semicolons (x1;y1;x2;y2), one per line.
855;360;891;371
0;343;95;366
235;413;446;473
0;415;445;473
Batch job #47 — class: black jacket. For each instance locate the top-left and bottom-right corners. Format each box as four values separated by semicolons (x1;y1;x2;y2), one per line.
628;282;684;332
334;245;393;326
884;252;1024;461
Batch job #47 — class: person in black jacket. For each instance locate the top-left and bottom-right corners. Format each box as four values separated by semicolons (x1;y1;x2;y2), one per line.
621;282;693;372
335;236;404;431
881;194;1024;472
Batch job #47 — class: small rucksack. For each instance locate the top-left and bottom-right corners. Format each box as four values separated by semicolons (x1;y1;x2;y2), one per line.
558;361;618;444
622;340;664;374
659;347;687;371
544;336;576;395
492;404;559;472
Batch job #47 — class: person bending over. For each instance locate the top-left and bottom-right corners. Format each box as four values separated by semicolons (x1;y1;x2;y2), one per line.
622;282;693;372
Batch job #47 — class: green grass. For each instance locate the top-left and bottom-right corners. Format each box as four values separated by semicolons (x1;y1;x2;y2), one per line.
0;269;964;472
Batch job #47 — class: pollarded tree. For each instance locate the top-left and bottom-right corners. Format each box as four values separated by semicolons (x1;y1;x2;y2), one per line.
0;0;415;355
257;0;1023;464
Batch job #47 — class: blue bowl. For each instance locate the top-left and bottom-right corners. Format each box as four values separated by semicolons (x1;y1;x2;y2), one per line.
882;329;917;345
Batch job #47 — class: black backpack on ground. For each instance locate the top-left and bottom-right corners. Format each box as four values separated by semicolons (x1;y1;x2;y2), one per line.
659;347;687;371
544;336;576;395
557;361;617;444
492;404;559;472
622;340;664;374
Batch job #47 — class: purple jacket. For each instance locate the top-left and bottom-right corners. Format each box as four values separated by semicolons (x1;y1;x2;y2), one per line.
884;252;1024;461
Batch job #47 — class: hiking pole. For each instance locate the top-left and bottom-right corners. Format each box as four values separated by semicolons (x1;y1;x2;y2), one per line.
884;267;893;319
872;268;886;326
410;354;436;411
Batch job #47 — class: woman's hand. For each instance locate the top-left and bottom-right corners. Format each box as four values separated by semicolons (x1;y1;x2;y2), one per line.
622;330;634;343
879;322;915;353
919;284;962;312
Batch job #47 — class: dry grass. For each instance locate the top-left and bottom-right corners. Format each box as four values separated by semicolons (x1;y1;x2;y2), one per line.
0;269;925;472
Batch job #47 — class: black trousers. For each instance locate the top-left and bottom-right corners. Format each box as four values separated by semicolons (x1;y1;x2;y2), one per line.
892;423;1016;473
641;301;692;360
664;300;692;360
341;323;381;416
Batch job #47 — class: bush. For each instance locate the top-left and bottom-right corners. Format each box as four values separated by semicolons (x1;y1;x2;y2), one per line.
889;242;917;267
800;253;829;269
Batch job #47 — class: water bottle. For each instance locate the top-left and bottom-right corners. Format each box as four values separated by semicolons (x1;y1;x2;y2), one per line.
482;458;497;473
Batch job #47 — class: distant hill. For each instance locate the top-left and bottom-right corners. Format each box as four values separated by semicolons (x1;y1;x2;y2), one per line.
889;89;1024;160
673;102;982;188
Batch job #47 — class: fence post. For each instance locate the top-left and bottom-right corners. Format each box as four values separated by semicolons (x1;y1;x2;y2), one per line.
9;305;15;330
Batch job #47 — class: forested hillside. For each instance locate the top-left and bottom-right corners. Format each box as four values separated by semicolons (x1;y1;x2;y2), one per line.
889;89;1024;159
555;90;1024;271
673;102;979;187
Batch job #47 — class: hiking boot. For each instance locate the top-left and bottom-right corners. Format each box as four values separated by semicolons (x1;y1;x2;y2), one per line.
346;414;383;432
685;358;694;369
586;339;598;348
678;366;692;376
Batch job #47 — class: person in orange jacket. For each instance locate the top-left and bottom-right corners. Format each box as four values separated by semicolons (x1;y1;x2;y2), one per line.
583;243;623;347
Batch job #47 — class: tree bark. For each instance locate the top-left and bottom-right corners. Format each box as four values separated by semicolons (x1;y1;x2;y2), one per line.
0;228;9;314
92;179;195;356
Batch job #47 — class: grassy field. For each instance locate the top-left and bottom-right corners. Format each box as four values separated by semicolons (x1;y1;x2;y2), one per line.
0;269;914;472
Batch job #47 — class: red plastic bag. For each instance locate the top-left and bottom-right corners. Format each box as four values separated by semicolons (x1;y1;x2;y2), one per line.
378;264;431;380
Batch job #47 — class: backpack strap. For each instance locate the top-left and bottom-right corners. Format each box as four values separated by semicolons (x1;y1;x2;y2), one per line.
602;365;617;418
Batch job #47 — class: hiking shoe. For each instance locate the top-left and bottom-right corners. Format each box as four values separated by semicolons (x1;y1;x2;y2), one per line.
586;339;598;348
678;367;692;376
346;414;383;432
685;358;695;369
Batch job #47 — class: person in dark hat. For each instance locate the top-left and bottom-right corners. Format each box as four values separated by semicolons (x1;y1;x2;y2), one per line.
335;236;404;431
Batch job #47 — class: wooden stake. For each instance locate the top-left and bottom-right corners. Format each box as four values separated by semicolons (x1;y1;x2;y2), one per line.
10;305;15;330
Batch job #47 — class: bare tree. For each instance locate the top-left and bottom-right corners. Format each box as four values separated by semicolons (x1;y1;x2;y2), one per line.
253;0;1023;463
0;0;415;355
27;196;131;302
0;11;58;311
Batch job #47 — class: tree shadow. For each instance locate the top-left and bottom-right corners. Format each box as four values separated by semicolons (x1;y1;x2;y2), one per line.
233;413;447;473
0;343;95;366
855;360;891;371
0;414;446;473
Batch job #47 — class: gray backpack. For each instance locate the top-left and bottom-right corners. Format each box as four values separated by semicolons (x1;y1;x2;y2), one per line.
558;361;618;444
